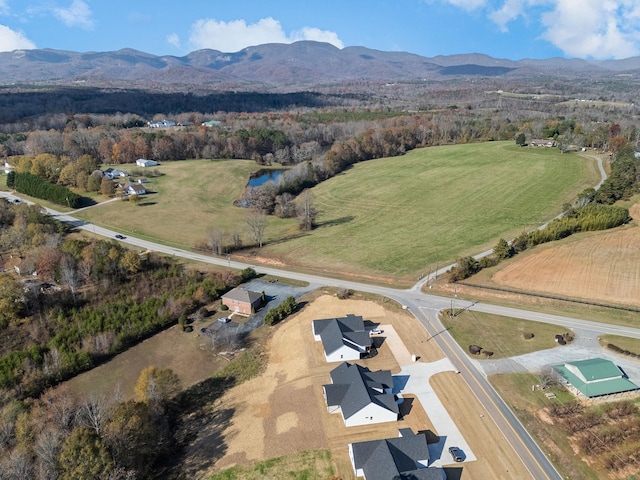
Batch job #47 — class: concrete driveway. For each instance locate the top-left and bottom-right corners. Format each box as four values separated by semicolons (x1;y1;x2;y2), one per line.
382;324;476;466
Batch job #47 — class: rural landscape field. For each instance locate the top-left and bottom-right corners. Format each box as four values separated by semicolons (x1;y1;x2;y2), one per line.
77;142;598;284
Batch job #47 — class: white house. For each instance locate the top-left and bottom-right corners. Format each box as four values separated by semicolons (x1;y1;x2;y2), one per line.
323;362;398;427
312;314;372;362
349;429;444;480
136;159;158;167
125;184;146;195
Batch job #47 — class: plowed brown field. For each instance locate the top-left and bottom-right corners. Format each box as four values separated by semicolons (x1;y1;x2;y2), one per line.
492;202;640;307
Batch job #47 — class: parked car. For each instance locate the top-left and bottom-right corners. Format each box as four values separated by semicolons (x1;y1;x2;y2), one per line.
369;328;384;336
218;317;230;323
448;446;464;462
115;234;126;240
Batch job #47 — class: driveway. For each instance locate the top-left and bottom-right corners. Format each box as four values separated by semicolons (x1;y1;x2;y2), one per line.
382;324;476;466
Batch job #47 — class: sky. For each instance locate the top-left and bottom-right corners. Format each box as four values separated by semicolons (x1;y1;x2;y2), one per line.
0;0;639;60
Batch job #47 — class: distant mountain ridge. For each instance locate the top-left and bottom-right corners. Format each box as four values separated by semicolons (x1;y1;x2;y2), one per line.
1;41;638;88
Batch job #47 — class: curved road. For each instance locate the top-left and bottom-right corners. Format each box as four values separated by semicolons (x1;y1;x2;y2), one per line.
1;152;631;480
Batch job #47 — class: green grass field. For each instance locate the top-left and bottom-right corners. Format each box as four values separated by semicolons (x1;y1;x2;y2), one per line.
441;310;567;359
76;142;598;282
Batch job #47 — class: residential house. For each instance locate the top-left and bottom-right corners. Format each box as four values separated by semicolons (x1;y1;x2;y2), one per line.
136;159;158;167
553;358;639;398
529;139;557;147
221;287;263;315
125;184;146;196
104;168;128;180
312;314;372;362
323;362;399;427
349;429;445;480
147;119;176;128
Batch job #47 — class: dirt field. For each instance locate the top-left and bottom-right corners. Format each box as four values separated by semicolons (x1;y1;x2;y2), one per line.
490;202;640;308
194;293;532;479
63;317;226;400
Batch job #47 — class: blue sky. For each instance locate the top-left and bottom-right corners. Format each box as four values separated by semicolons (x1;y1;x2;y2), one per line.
0;0;639;60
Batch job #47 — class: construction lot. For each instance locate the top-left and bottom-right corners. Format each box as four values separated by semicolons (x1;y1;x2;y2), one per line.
192;293;533;479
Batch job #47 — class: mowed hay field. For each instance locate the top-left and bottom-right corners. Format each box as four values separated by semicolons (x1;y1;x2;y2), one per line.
248;142;597;282
78;143;597;283
489;200;640;308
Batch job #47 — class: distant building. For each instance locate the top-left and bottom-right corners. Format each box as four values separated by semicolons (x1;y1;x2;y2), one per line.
125;184;146;195
529;139;557;147
136;159;158;167
147;119;176;128
201;120;221;128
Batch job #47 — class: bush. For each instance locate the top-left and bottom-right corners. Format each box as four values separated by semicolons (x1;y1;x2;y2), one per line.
263;296;296;326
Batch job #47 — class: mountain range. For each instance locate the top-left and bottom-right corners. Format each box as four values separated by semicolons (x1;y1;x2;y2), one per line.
1;41;639;89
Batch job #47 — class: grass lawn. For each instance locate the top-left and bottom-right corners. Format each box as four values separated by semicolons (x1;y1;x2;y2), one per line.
76;142;597;283
440;310;566;359
75;159;299;249
599;335;640;355
208;450;336;480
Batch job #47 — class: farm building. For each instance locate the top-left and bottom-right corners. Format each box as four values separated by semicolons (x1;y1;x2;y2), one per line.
323;362;398;427
553;358;639;399
221;287;263;315
349;429;445;480
312;314;372;362
136;159;158;167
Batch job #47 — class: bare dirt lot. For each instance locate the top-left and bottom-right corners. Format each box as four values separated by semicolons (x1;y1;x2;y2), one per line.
192;293;532;479
490;202;640;308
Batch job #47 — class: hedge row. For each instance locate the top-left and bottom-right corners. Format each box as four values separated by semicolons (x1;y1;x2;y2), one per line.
9;171;83;208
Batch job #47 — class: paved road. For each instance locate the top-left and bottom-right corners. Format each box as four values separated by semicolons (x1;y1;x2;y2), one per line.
5;187;639;480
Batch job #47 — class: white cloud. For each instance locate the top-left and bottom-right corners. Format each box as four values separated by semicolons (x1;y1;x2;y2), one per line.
541;0;640;58
167;33;181;49
441;0;640;59
0;1;9;16
53;0;94;29
188;17;343;52
0;24;36;51
441;0;487;11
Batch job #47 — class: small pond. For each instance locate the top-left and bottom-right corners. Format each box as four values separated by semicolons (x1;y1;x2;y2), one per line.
247;169;286;187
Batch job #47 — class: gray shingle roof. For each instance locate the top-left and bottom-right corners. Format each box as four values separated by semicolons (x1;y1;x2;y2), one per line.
222;287;262;305
324;362;398;420
351;430;444;480
313;314;372;356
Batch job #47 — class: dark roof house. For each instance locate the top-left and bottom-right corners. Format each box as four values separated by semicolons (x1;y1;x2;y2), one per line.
312;314;372;362
323;362;398;427
349;428;445;480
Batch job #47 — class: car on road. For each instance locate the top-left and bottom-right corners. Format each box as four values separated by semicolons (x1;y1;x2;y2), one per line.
115;234;126;240
448;446;464;462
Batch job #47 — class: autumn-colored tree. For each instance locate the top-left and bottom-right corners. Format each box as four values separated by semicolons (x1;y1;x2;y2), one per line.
37;247;63;282
120;250;141;273
134;366;181;405
86;173;102;192
0;274;23;327
100;177;115;197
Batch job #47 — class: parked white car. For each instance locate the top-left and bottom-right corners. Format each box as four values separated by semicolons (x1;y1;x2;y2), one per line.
369;328;383;336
